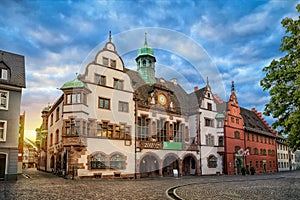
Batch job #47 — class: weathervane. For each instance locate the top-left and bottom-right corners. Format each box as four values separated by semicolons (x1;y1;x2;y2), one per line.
109;30;112;42
144;32;148;45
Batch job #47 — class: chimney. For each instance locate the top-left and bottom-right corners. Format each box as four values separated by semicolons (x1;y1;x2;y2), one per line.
194;86;198;91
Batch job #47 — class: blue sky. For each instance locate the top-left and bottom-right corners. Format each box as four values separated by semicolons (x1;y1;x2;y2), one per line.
0;0;298;137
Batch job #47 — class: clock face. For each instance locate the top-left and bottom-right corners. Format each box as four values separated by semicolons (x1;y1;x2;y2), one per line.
158;94;167;105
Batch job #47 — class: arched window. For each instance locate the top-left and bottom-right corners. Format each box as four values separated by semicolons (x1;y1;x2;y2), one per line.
207;155;217;168
90;153;107;169
110;154;125;170
50;133;53;146
254;148;258;155
55;129;59;144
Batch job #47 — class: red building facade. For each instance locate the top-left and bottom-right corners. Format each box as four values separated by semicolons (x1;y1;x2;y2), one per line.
223;82;277;175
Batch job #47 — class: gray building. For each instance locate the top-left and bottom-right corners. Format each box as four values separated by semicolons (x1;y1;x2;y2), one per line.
0;50;26;181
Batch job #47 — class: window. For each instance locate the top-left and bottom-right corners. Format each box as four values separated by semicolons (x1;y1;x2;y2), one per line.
256;161;259;168
95;74;106;86
0;90;8;110
113;78;124;90
56;107;60;121
65;119;78;136
207;103;212;111
207;155;217;168
252;134;254;141
174;123;183;142
247;133;250;141
110;59;116;68
91;153;107;169
0;120;7;141
256;135;259;142
206;134;214;146
50;114;53;126
55;129;59;144
98;97;110;109
82;121;87;136
119;101;129;112
234;131;240;139
103;57;109;66
138;117;149;140
231;117;234;123
50;133;53;146
218;136;224;146
96;122;111;138
205;118;214;127
236;118;239;124
96;123;103;137
66;93;81;104
217;120;223;128
0;69;8;80
157;119;167;142
110;154;125;170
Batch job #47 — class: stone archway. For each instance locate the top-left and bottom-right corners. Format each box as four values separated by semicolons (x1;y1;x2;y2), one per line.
182;155;197;176
139;154;160;178
162;155;179;177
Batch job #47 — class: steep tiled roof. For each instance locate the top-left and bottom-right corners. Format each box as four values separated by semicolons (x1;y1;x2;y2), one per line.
126;68;192;114
240;107;275;137
0;50;26;88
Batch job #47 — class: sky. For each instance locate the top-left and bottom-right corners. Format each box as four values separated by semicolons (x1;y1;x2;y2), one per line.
0;0;298;141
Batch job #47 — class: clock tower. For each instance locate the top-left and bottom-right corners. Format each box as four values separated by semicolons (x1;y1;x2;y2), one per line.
136;32;156;84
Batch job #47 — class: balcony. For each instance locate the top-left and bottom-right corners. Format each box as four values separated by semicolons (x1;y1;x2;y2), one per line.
182;143;200;151
62;136;86;147
139;141;162;149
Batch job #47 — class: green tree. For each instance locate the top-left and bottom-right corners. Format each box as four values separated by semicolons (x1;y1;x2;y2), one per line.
260;4;300;151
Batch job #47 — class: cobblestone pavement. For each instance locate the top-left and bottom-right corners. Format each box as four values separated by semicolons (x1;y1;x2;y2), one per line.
0;169;299;200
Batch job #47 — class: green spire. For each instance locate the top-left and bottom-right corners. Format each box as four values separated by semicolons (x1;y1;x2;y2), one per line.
137;32;155;57
136;32;156;85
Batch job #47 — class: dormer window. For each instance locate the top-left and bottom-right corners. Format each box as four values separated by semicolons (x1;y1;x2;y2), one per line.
0;69;7;80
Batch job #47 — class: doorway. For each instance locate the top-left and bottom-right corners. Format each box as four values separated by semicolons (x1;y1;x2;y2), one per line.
0;154;6;180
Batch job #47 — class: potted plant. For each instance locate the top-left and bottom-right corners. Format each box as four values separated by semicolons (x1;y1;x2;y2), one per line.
250;166;255;175
241;167;246;175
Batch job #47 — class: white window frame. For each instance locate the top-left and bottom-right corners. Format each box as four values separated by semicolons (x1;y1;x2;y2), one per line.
0;69;8;80
0;90;9;110
0;120;7;142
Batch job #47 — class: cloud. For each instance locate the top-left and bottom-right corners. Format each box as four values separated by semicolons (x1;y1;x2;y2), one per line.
0;0;298;131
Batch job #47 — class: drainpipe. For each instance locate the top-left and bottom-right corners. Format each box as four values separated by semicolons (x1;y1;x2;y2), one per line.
133;92;139;179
